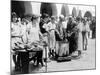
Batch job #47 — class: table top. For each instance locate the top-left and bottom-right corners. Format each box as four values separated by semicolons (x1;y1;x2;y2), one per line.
14;48;43;53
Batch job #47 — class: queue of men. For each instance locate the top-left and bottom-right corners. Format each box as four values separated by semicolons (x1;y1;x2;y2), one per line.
11;12;96;72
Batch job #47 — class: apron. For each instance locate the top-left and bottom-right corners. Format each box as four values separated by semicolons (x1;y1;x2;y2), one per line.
55;21;69;56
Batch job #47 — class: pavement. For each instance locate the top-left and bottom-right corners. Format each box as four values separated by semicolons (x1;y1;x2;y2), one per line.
11;38;96;74
46;38;96;72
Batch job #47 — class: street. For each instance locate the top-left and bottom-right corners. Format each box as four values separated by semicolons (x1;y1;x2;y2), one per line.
11;38;96;74
47;38;96;72
31;38;96;73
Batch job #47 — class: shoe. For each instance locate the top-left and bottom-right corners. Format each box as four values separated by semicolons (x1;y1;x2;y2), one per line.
46;58;51;62
44;58;51;62
41;64;45;67
15;66;20;71
71;50;81;59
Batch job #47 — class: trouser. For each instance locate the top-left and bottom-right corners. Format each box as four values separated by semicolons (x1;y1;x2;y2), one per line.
13;55;17;68
69;38;77;54
13;52;21;70
82;31;88;50
29;47;44;66
92;29;96;38
36;50;44;66
43;33;49;59
49;30;56;50
89;30;92;38
20;52;29;73
67;34;77;54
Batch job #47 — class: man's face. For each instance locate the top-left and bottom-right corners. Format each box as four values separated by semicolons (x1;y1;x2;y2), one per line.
12;17;17;22
32;19;37;23
51;19;55;23
84;17;87;21
68;18;72;22
44;17;49;22
72;18;74;22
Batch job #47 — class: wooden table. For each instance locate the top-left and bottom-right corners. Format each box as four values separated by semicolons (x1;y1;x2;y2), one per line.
13;42;47;73
16;49;43;73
